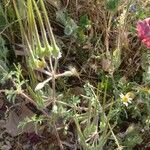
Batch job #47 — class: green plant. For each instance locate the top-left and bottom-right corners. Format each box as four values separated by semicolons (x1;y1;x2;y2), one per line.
2;0;79;149
1;0;150;149
56;10;91;43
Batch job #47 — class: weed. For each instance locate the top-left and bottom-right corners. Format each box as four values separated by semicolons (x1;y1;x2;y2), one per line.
0;0;149;149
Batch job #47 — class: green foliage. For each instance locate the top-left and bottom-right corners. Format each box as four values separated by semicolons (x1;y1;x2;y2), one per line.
79;14;91;29
106;0;121;11
56;10;78;36
18;115;45;132
56;10;91;43
1;0;150;149
0;5;6;30
83;123;97;139
0;36;8;62
4;65;26;103
65;95;80;106
141;49;150;83
0;61;9;84
64;19;78;36
35;46;52;58
0;36;9;83
112;48;121;71
123;129;143;149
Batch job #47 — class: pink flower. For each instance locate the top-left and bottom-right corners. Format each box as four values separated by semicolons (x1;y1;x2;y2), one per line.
137;18;150;48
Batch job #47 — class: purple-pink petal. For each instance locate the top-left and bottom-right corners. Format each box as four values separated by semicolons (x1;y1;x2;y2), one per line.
137;18;150;48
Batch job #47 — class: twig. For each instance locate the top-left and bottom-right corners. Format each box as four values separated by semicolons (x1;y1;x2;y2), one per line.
53;122;64;150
